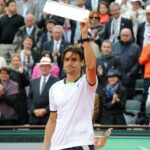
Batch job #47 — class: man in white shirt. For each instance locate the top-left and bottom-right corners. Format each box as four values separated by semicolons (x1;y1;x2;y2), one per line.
42;19;107;150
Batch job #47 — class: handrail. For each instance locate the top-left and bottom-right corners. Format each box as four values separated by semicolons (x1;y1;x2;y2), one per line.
94;124;150;129
0;124;150;129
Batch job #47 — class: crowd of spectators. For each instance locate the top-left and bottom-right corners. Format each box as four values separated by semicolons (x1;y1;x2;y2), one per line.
0;0;150;126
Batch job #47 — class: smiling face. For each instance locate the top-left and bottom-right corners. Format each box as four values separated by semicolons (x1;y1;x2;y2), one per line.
0;70;9;82
110;6;120;19
89;12;100;25
99;3;108;14
108;75;119;85
11;55;21;69
23;37;33;49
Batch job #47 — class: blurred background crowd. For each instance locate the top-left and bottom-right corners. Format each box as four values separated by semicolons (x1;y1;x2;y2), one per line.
0;0;150;127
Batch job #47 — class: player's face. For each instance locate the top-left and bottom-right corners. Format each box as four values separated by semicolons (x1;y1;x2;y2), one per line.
63;52;84;74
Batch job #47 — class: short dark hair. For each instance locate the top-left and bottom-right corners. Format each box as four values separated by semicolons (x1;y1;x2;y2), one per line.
101;39;112;47
22;35;33;42
61;45;84;64
41;50;53;61
45;19;57;27
0;67;10;75
6;0;16;7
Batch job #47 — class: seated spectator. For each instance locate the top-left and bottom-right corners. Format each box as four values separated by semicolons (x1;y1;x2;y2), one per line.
98;1;110;26
100;68;127;125
20;35;39;77
28;57;59;125
0;56;7;68
0;67;20;125
9;53;30;124
32;51;60;79
112;28;141;99
13;13;41;52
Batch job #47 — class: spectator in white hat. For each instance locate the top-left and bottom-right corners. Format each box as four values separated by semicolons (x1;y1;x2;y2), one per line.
28;56;59;125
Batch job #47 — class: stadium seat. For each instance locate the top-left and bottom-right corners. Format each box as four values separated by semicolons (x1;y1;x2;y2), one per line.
124;100;142;125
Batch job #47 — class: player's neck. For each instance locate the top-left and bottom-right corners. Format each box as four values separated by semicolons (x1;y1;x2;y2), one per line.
65;73;81;83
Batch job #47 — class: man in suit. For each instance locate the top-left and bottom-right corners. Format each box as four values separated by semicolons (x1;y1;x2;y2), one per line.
42;25;70;78
137;5;150;48
103;2;134;43
28;57;58;125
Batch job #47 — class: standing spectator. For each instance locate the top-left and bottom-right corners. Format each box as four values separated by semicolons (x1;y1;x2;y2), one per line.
9;53;30;124
130;0;146;39
0;0;6;18
35;0;47;21
96;40;121;94
20;35;39;77
0;0;24;61
85;0;99;11
103;2;134;43
41;19;57;49
100;68;126;125
42;25;70;78
112;28;141;99
89;11;103;48
0;67;20;125
73;0;87;44
96;40;121;123
37;12;65;31
13;13;42;52
28;57;58;125
137;5;150;48
32;51;60;79
17;0;38;20
139;44;150;100
115;0;132;19
98;1;110;26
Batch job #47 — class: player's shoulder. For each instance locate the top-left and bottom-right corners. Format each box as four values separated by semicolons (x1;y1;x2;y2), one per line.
50;79;64;89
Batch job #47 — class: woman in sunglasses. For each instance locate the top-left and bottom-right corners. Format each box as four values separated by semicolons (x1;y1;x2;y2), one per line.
89;11;103;48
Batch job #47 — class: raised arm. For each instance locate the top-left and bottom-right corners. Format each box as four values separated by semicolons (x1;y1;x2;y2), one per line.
80;19;96;85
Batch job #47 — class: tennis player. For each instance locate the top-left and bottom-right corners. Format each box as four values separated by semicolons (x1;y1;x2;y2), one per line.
42;19;110;150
